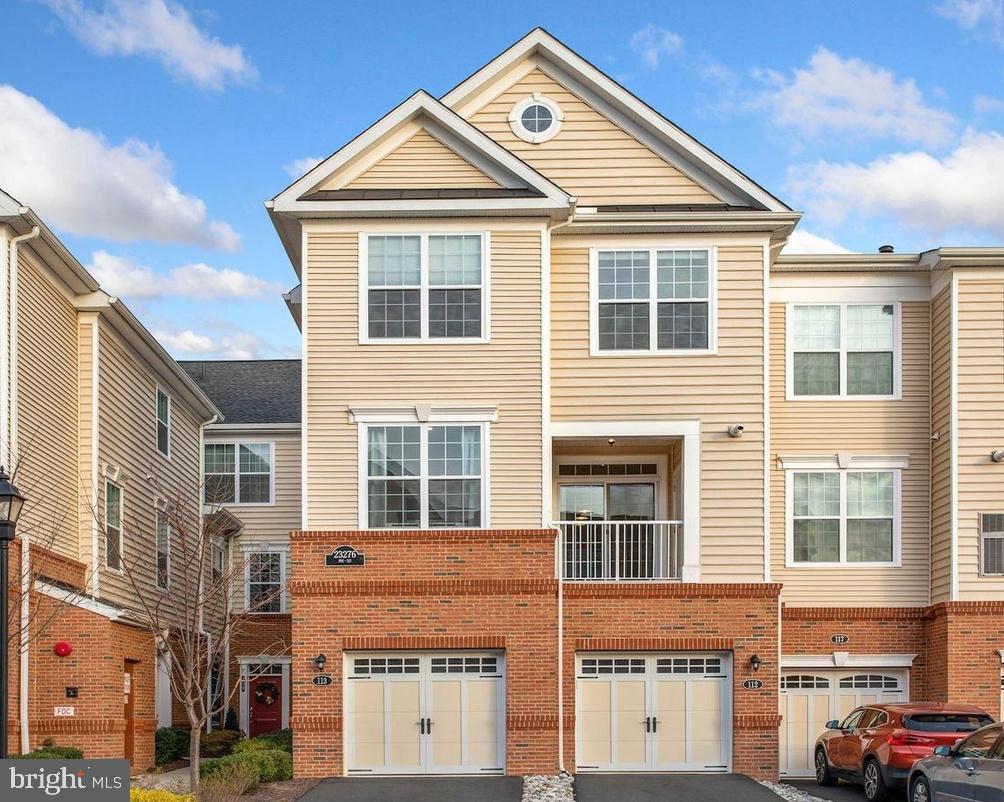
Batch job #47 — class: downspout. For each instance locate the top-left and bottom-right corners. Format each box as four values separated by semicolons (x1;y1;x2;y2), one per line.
9;225;40;753
545;204;575;774
199;414;218;733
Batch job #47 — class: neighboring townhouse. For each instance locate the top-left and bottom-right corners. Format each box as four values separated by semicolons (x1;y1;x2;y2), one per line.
265;28;1004;783
180;359;301;738
0;188;222;769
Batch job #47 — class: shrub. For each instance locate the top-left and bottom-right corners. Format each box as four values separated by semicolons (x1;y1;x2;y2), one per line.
199;729;242;758
231;739;269;754
129;790;193;802
223;706;239;732
231;729;292;755
10;745;84;759
198;763;258;802
155;727;190;764
200;749;292;785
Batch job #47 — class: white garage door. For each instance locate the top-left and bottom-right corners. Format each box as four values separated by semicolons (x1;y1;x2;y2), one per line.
779;669;908;777
576;653;731;772
345;653;504;775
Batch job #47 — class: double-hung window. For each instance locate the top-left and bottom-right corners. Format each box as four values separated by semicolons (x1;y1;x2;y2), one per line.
788;469;899;565
981;515;1004;575
155;509;170;589
789;304;898;398
105;481;123;571
364;423;486;528
247;551;284;613
203;442;273;505
591;248;714;354
156;389;170;457
363;233;487;342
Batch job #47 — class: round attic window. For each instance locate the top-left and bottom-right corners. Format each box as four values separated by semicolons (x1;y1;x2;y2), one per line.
509;95;563;143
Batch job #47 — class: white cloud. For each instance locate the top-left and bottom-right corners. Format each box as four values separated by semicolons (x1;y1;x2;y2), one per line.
88;250;281;300
936;0;1004;46
751;48;955;147
284;156;322;179
974;94;1004;115
40;0;257;90
782;230;853;254
629;24;683;69
789;131;1004;236
0;85;239;250
154;325;296;359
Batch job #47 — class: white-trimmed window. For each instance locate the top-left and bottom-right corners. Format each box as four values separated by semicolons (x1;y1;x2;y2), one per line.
787;303;899;398
204;442;273;505
212;539;225;583
509;95;564;143
361;233;488;343
246;551;285;613
590;248;715;355
363;422;487;529
156;388;171;457
105;481;123;571
155;509;170;589
786;468;900;566
981;514;1004;575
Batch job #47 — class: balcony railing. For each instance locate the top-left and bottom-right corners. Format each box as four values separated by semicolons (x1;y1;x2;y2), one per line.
554;520;683;581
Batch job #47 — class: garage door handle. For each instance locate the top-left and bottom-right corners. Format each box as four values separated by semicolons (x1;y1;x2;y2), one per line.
644;717;651;732
652;717;658;733
426;718;433;734
418;719;425;734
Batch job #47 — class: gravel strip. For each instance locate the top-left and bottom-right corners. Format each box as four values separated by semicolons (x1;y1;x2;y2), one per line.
758;779;831;802
523;773;575;802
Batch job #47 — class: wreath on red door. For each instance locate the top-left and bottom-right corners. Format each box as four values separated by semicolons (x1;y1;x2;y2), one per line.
254;681;279;706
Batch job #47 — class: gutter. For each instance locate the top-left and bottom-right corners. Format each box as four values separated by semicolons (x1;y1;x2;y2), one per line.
9;225;40;754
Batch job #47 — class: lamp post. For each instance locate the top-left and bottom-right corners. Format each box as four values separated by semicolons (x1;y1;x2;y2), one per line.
0;467;26;759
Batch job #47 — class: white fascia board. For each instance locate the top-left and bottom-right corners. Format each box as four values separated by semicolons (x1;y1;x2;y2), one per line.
781;653;918;669
205;422;301;435
34;581;130;622
349;403;499;423
272;90;570;209
441;28;789;212
238;654;292;665
550;419;700;438
276;197;568;215
777;454;910;471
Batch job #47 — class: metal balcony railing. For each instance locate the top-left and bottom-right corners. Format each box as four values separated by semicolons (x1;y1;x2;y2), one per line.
553;520;683;581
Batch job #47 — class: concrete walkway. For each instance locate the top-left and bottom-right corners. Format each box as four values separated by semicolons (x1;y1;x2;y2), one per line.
576;773;784;802
299;776;524;802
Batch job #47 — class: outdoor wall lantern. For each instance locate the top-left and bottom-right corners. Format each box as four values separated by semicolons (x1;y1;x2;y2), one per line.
313;653;327;672
749;654;761;672
0;466;26;759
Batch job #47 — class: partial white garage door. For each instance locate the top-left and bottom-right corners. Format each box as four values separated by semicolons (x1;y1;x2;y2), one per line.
779;669;907;777
345;653;504;775
576;653;731;772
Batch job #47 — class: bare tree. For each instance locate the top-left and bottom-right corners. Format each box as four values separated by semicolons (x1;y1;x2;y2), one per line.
110;478;287;795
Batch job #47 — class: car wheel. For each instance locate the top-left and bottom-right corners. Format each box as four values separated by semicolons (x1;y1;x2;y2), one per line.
815;747;836;786
863;757;889;802
910;775;931;802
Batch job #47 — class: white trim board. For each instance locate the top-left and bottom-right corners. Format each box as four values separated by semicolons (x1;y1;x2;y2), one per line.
781;653;918;669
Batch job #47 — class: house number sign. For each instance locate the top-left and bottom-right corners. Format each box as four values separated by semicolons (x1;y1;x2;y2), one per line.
742;679;764;690
831;633;850;645
312;675;333;686
326;545;365;567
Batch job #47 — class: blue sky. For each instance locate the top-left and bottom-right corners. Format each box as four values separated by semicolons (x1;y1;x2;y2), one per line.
2;0;1004;359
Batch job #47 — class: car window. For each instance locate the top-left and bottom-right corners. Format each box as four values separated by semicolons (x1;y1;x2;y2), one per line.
958;727;1002;759
859;709;881;728
904;714;995;733
990;737;1004;761
841;710;865;729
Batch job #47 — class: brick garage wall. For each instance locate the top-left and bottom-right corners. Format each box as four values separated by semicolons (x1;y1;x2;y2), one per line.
290;529;559;778
564;584;782;780
930;602;1004;717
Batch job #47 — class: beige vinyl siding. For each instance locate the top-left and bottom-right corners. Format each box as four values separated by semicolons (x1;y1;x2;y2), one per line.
304;226;543;528
549;239;765;581
346;130;499;189
77;314;98;585
466;66;721;206
96;322;203;610
930;287;952;602
955;278;1004;599
15;249;80;560
769;300;931;606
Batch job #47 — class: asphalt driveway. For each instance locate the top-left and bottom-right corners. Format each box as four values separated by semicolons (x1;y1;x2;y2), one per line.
787;778;907;801
297;776;523;802
576;773;782;802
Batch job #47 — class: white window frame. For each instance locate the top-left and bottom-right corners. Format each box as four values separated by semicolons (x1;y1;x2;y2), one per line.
554;454;669;520
155;508;170;590
588;246;718;357
979;514;1004;576
211;538;225;583
104;480;123;573
357;419;490;530
784;462;902;568
508;94;564;144
785;302;902;401
358;232;491;344
156;387;171;459
242;544;288;614
203;440;276;507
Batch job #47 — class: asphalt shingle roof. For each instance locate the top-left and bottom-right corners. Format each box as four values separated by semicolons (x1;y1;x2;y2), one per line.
179;359;300;424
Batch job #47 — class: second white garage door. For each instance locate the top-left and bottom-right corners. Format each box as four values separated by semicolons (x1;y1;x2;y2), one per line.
345;653;505;775
575;653;732;772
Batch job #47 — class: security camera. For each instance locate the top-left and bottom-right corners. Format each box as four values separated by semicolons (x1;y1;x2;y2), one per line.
727;424;744;438
992;450;1004;463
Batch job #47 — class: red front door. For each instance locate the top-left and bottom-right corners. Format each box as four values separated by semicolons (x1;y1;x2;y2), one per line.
248;675;282;737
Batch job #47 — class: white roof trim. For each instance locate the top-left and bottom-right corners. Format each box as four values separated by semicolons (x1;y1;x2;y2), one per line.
441;28;790;212
778;454;910;471
349;403;499;424
34;581;129;622
272;90;570;210
782;653;918;669
238;654;292;665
